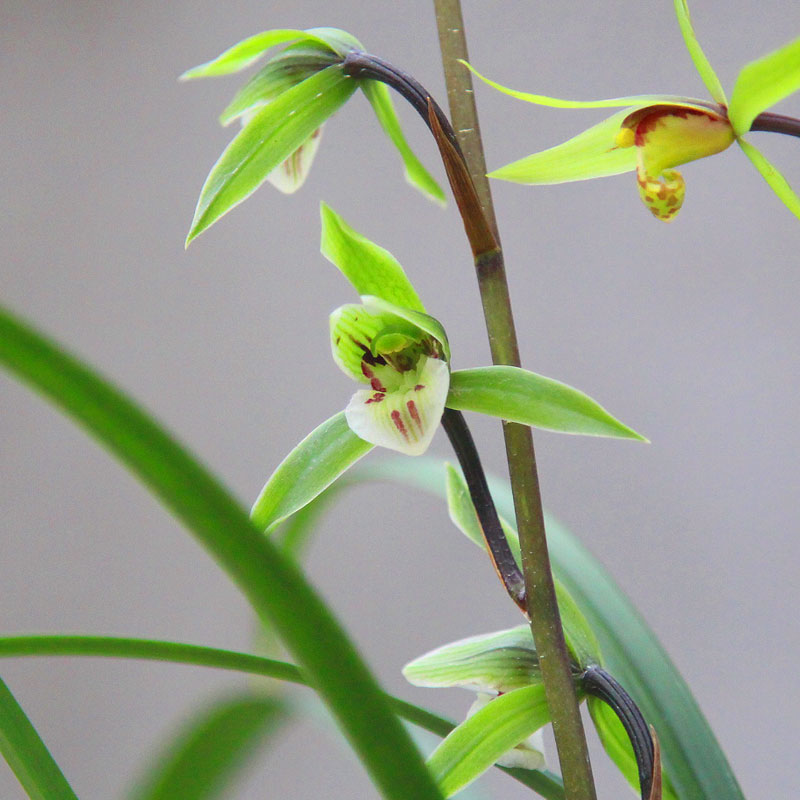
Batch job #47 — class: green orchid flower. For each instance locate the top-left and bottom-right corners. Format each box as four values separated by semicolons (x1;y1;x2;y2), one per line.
467;0;800;222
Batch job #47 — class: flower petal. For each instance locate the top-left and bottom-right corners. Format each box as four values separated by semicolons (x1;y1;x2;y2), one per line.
265;126;323;193
344;356;449;456
737;136;800;221
672;0;727;105
403;626;540;694
329;304;385;383
728;36;800;135
362;296;450;361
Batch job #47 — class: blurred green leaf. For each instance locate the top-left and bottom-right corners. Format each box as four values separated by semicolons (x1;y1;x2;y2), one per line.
187;67;357;244
426;685;551;798
446;366;645;440
251;412;373;533
129;694;287;800
728;35;800;135
673;0;727;105
362;81;446;206
320;203;426;311
737;137;800;220
0;677;78;800
0;305;442;800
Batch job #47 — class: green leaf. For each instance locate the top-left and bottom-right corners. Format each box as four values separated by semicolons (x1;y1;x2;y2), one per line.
180;29;333;79
0;676;78;800
361;81;447;206
673;0;727;105
446;366;645;440
304;27;362;59
345;457;745;800
362;296;450;360
426;685;551;798
737;137;800;221
588;697;679;800
251;411;373;533
728;35;800;135
0;634;564;800
187;67;357;244
0;305;442;800
129;694;287;800
320;203;426;311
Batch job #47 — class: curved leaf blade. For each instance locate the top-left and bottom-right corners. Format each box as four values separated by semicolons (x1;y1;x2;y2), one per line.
0;676;78;800
361;81;446;206
0;305;442;800
251;411;373;533
728;36;800;135
129;695;287;800
187;67;357;244
737;137;800;221
446;366;645;440
320;203;426;310
673;0;727;105
426;685;551;798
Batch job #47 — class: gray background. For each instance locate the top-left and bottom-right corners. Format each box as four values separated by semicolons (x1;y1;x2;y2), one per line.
1;0;799;797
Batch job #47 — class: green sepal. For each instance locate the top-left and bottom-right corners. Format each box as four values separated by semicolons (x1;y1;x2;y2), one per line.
363;296;450;361
187;67;357;244
737;137;800;221
728;35;800;135
403;626;541;694
426;685;552;797
251;411;373;532
361;81;447;206
446;366;645;440
320;203;426;311
673;0;727;105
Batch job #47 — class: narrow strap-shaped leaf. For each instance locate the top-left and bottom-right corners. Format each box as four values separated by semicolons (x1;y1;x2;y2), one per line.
0;676;78;800
361;81;447;206
0;635;564;800
737;136;800;221
0;305;442;800
672;0;727;105
728;36;800;135
320;203;426;310
181;29;332;79
251;411;373;532
129;695;287;800
187;66;357;243
426;685;551;798
446;366;645;440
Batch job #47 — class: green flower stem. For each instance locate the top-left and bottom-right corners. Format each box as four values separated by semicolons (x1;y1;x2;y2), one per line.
0;635;565;800
441;408;527;610
432;2;597;799
749;111;800;139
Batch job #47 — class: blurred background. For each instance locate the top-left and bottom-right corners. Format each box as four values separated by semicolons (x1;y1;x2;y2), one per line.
1;0;799;797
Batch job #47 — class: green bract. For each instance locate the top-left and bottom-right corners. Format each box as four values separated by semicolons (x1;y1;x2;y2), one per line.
469;0;800;222
184;27;445;243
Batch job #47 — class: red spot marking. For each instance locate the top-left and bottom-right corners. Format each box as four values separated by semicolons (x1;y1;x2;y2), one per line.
391;410;409;440
365;392;385;404
414;384;424;391
407;400;422;431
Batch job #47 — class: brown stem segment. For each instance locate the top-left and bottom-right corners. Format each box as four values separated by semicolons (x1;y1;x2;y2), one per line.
749;111;800;139
432;3;597;799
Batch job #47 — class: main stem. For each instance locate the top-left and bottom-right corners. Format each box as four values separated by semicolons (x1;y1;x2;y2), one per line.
432;3;597;799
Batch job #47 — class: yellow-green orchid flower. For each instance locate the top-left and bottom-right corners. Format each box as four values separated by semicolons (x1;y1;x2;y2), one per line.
467;0;800;222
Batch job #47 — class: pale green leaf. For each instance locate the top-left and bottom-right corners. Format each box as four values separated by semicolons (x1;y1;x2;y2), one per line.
462;61;685;110
403;626;541;694
673;0;727;105
446;366;645;440
362;296;450;361
320;203;426;310
361;81;447;206
427;685;551;797
251;411;373;532
304;27;363;59
0;677;78;800
728;36;800;135
737;137;800;221
129;695;287;800
181;30;328;80
187;67;357;244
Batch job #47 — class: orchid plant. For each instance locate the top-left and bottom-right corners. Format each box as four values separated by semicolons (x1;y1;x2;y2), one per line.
1;2;798;800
